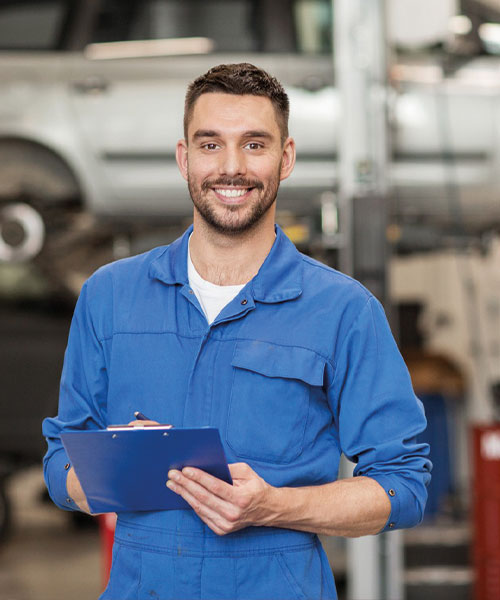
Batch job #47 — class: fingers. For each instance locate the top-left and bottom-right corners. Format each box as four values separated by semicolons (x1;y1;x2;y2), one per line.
167;470;242;535
167;469;234;508
126;419;161;427
173;467;235;500
167;479;233;535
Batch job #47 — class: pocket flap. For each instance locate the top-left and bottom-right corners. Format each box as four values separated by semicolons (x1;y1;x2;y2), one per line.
231;341;326;387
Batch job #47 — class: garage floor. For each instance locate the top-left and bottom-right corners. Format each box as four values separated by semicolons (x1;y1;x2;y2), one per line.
0;467;101;600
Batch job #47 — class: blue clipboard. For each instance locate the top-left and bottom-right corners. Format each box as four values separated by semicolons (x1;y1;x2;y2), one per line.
60;427;232;514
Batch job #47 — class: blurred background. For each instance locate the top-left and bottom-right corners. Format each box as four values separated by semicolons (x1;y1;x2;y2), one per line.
1;0;500;598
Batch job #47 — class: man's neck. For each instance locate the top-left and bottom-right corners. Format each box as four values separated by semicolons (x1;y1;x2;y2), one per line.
189;217;276;286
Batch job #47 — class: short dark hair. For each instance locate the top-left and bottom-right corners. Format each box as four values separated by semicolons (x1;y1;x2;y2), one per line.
184;63;290;144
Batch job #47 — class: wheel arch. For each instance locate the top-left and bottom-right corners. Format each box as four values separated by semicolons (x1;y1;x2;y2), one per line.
0;136;84;206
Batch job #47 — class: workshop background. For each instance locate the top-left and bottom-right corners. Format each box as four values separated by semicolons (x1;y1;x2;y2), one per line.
1;0;500;599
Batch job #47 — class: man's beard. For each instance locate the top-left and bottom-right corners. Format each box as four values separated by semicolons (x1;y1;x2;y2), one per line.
187;170;280;235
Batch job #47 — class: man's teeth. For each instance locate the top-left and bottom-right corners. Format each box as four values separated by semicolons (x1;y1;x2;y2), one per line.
215;188;248;198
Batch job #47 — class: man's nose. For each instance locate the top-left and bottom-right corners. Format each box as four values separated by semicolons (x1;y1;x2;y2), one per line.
218;146;246;177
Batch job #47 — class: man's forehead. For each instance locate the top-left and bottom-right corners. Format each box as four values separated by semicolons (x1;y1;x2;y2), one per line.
188;93;279;136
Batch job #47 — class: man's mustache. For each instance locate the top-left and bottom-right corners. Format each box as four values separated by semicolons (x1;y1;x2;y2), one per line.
201;177;264;191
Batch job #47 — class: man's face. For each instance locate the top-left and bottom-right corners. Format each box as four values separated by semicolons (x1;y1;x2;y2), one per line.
176;93;295;234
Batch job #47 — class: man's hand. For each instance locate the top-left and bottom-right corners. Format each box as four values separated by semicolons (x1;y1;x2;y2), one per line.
167;464;392;538
66;467;91;514
65;418;162;514
166;463;273;536
127;419;161;427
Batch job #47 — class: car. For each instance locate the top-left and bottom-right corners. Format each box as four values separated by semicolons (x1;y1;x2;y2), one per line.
0;0;499;295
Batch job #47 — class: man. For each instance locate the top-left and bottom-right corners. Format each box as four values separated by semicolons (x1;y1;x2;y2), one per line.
43;63;431;599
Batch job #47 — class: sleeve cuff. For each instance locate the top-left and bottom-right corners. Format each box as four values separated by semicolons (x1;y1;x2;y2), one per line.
45;448;78;511
369;474;402;533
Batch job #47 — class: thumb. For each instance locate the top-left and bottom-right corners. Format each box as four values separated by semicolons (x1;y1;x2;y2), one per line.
228;462;254;479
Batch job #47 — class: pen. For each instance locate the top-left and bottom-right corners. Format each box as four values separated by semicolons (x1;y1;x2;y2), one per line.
133;411;174;428
134;411;152;421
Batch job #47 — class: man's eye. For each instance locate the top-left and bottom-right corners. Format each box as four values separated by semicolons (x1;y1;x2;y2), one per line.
245;142;263;150
202;143;219;150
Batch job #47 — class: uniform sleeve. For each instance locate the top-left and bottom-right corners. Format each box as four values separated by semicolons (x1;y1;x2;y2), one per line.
328;296;432;532
42;280;108;511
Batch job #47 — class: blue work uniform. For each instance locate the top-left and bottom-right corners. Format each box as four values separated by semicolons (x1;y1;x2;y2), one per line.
43;225;431;600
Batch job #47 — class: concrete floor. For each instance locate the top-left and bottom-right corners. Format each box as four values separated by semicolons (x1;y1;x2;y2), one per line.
0;467;101;600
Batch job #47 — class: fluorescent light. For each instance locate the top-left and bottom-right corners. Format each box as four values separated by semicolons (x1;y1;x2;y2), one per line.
85;37;215;60
448;15;473;36
479;23;500;53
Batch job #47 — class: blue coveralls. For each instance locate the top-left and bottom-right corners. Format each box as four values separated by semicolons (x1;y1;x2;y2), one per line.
43;226;431;600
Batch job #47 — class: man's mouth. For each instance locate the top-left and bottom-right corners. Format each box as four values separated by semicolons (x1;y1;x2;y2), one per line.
213;187;252;198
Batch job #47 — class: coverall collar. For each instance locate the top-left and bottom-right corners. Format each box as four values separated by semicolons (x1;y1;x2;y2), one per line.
149;225;303;304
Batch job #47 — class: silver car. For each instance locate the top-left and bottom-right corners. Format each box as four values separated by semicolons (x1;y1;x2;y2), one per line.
0;0;499;293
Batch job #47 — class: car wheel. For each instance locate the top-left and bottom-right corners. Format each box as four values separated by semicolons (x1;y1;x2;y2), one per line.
0;201;45;263
0;192;117;299
0;142;116;299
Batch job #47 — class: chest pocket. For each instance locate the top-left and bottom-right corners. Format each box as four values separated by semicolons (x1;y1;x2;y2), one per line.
226;341;326;464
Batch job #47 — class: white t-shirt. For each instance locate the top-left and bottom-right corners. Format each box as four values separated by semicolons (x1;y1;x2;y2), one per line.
187;243;245;325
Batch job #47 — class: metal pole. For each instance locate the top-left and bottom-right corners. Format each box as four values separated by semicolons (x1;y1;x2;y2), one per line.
334;0;389;296
333;1;403;598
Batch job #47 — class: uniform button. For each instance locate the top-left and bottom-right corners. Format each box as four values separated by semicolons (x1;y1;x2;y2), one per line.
188;289;194;294
241;299;248;305
388;489;396;497
66;497;72;504
64;463;70;470
389;522;395;528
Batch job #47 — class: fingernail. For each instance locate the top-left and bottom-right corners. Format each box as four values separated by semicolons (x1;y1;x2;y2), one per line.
166;480;175;489
183;468;193;477
168;470;179;481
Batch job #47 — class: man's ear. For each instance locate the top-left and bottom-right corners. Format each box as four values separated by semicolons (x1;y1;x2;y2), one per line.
176;139;188;181
279;137;296;182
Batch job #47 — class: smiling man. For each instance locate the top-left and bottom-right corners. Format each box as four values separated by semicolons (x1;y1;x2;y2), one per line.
183;93;287;236
43;64;431;600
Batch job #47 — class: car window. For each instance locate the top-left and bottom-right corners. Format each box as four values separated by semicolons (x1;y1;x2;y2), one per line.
131;0;256;52
90;0;333;54
0;0;67;50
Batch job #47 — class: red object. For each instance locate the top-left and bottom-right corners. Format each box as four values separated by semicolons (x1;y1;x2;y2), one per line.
473;425;500;600
98;513;117;589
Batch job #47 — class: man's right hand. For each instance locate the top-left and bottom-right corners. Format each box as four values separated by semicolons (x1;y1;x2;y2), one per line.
66;466;91;514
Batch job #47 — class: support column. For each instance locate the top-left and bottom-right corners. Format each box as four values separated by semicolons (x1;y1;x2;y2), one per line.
333;1;403;599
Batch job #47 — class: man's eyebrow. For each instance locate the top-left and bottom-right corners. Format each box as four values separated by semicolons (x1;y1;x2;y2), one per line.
192;129;220;139
242;130;273;140
192;129;274;140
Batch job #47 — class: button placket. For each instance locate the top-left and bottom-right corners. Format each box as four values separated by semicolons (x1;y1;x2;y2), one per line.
181;330;211;427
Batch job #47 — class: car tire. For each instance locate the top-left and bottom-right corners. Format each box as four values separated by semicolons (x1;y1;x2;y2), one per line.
0;141;116;299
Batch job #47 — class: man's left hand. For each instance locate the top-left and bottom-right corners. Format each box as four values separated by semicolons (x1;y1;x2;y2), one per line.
166;463;273;535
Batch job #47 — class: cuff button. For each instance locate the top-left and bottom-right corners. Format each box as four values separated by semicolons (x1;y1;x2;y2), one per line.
388;489;396;497
389;522;395;528
64;463;70;470
66;497;72;503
